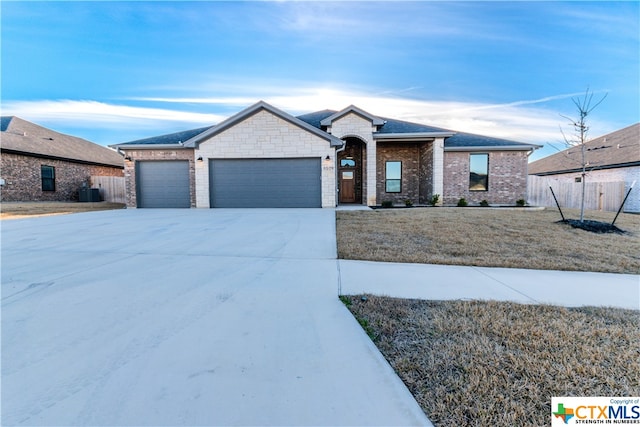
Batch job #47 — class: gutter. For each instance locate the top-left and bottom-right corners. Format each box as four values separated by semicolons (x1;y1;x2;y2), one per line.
445;144;542;152
0;148;124;169
373;132;455;141
531;161;640;176
108;143;189;150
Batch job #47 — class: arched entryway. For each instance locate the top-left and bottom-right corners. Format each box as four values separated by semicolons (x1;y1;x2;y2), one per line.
337;137;365;204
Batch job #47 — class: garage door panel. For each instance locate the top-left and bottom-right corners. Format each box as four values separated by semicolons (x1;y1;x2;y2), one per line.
136;161;190;208
210;158;321;208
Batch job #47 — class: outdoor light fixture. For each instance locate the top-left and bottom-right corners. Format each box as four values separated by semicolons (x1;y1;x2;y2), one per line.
197;156;203;161
124;156;132;161
325;155;331;160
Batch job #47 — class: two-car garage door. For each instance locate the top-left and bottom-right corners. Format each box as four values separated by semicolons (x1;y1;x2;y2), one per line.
209;158;321;208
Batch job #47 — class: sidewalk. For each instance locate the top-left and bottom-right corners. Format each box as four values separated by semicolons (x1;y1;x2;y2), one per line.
338;260;640;310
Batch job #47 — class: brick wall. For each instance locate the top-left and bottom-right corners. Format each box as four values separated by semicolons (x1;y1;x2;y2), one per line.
0;152;123;202
443;151;528;205
121;149;196;208
376;143;421;205
419;143;434;204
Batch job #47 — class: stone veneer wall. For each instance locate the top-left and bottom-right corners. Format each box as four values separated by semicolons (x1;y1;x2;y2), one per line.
0;152;123;202
194;109;336;208
443;151;529;205
329;113;377;205
121;149;196;208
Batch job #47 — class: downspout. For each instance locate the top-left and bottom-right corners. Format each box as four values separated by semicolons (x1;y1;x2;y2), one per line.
334;142;346;207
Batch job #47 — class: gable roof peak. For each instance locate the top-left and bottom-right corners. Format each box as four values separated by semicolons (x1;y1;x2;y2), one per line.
320;105;385;127
183;100;343;148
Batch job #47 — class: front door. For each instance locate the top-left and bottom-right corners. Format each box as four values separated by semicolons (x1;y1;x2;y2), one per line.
339;170;355;203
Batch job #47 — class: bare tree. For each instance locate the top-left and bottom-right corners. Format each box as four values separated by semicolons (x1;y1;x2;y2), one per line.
560;88;607;222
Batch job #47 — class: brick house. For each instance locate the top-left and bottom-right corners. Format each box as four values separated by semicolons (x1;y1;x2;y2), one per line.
0;116;124;202
111;101;540;208
528;123;639;213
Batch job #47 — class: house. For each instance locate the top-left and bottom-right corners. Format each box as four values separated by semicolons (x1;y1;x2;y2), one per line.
111;101;540;208
1;116;124;202
528;123;640;213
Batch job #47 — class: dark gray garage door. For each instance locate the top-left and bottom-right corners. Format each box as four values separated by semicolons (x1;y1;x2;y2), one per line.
136;161;190;208
210;158;321;208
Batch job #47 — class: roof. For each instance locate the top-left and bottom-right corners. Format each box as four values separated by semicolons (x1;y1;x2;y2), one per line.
319;105;385;127
297;109;539;151
112;101;344;149
0;116;124;168
112;126;213;148
183;101;343;148
528;123;640;175
111;102;542;152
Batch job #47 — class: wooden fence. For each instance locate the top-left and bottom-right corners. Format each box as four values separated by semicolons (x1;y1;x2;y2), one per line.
527;176;625;212
90;176;126;204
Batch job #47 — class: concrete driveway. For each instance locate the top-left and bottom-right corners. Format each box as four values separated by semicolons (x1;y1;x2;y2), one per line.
1;209;430;426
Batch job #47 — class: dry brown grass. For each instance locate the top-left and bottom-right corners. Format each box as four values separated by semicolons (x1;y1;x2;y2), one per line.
337;207;640;274
0;202;126;220
343;295;640;427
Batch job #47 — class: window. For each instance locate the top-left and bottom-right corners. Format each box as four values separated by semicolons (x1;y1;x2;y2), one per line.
469;154;488;191
340;158;356;167
575;177;582;183
385;161;401;192
41;165;55;191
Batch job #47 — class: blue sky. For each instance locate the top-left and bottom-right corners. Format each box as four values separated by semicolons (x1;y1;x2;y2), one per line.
1;1;638;160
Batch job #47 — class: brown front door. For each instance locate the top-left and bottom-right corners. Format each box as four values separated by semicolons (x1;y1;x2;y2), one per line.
340;170;355;203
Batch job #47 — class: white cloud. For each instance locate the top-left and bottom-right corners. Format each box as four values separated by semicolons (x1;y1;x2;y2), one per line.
130;88;586;145
1;99;225;129
2;90;617;157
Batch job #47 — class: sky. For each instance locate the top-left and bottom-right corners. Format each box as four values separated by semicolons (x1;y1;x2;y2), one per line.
1;1;638;161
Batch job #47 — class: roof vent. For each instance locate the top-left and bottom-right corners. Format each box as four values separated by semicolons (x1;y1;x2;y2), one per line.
23;132;27;136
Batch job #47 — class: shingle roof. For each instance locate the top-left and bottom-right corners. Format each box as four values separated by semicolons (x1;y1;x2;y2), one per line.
112;104;542;152
115;126;213;146
0;116;124;168
183;101;344;148
528;123;640;175
297;109;539;150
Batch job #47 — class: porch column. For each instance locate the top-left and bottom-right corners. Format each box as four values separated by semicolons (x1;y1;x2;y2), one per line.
432;137;444;205
366;140;377;206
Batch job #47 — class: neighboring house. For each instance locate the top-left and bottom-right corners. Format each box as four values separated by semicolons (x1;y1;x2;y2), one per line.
1;116;124;202
528;123;640;213
111;101;540;208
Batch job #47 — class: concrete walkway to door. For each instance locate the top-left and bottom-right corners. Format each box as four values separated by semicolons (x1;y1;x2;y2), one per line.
1;209;431;426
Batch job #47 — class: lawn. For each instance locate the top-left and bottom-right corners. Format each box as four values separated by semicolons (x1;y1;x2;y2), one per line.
342;295;639;427
0;201;126;220
337;207;639;426
337;207;640;274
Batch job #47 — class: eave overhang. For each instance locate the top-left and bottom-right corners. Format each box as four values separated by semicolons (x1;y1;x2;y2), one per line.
530;161;640;176
445;144;542;152
373;132;455;142
109;143;189;150
1;147;124;169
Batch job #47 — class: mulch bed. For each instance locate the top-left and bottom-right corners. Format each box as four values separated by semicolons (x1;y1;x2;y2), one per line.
560;219;625;234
